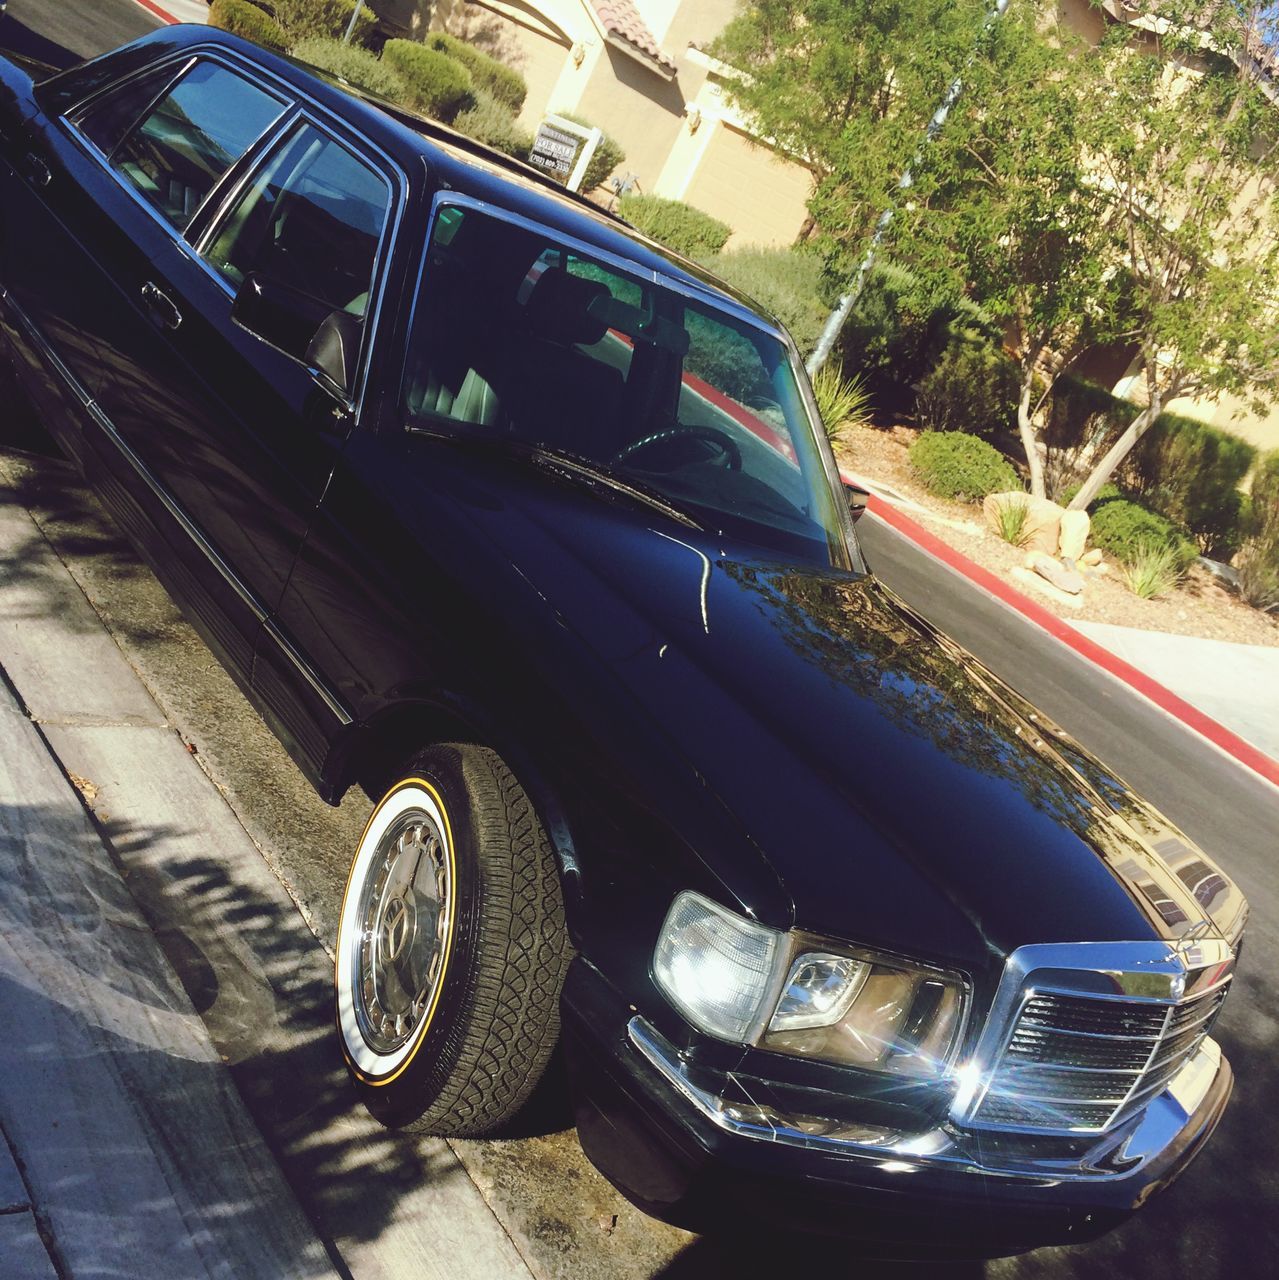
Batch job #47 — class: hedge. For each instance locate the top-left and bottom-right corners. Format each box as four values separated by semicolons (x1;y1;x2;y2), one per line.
273;0;377;46
909;431;1019;502
618;194;731;258
381;40;474;121
291;37;406;100
700;246;827;356
1238;451;1279;609
425;32;526;112
555;112;624;191
1089;499;1198;571
209;0;288;49
453;90;534;158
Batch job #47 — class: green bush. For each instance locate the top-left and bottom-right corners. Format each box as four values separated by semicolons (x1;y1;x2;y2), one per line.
812;366;871;440
555;113;624;191
274;0;377;46
425;32;526;112
381;39;474;121
699;246;827;356
291;37;405;99
1089;499;1198;571
908;431;1019;502
1129;412;1256;558
452;90;534;158
1238;451;1279;609
618;194;732;258
914;341;1018;441
209;0;288;48
1060;480;1123;507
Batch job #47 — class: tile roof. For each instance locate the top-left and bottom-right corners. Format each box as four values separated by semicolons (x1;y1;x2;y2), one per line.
589;1;678;77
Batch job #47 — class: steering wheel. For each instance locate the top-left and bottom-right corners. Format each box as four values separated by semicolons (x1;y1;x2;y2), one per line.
612;426;742;472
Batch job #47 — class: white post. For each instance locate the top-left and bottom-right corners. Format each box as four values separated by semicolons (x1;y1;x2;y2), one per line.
567;127;603;193
342;0;367;45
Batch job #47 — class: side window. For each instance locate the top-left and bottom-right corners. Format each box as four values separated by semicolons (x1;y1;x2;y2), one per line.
76;65;182;157
203;123;391;320
106;62;286;229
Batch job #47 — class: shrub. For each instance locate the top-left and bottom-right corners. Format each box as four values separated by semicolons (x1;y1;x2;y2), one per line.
209;0;288;48
618;194;731;258
274;0;377;46
1238;451;1279;610
700;246;827;356
908;431;1019;502
1120;541;1186;599
1129;412;1256;557
555;113;624;191
425;32;526;112
1060;480;1123;507
381;40;474;121
811;366;871;440
994;495;1032;548
452;90;534;158
1089;499;1198;572
291;37;405;99
914;341;1018;441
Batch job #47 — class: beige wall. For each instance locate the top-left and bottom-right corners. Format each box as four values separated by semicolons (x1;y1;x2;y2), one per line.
1164;391;1279;455
682;122;812;248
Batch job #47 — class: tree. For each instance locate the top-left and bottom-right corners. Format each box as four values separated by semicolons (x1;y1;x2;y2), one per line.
1066;1;1279;510
885;0;1121;498
711;0;988;247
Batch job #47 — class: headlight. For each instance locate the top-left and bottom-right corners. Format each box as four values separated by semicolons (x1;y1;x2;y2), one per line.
653;892;966;1078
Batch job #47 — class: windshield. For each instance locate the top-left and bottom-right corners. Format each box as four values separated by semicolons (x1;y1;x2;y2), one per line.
401;202;848;565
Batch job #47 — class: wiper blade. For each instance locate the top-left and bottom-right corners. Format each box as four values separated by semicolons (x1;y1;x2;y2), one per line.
411;426;705;531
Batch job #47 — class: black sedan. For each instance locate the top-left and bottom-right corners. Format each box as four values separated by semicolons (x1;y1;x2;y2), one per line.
0;25;1248;1256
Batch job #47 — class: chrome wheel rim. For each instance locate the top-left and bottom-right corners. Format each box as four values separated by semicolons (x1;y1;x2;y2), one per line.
353;810;451;1055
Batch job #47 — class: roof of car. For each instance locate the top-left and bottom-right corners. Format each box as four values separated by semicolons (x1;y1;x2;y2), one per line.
128;26;784;337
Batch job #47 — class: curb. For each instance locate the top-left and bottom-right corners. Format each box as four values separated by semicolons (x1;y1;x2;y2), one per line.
133;0;180;23
846;475;1279;790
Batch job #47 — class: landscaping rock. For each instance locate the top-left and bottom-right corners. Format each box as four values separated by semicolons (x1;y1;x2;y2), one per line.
1031;553;1084;595
1059;509;1090;561
1081;548;1104;567
984;492;1064;554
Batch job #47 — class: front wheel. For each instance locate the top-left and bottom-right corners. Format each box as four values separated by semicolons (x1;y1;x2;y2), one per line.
336;743;571;1134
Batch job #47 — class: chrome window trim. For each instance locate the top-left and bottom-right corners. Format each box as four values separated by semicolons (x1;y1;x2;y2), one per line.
949;938;1234;1136
0;286;353;728
65;51;292;239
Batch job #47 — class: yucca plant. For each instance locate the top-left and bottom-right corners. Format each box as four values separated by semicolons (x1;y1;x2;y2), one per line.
1119;540;1184;599
812;365;872;440
994;495;1032;547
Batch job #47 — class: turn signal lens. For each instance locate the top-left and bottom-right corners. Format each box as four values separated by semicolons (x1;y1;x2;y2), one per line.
653;891;782;1042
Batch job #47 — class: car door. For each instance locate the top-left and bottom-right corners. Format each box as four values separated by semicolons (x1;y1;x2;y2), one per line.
49;53;294;674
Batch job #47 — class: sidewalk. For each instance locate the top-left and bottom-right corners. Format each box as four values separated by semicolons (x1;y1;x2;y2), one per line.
1072;621;1279;762
0;483;536;1278
0;682;336;1278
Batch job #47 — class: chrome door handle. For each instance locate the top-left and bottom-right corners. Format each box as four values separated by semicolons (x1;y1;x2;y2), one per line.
141;281;182;332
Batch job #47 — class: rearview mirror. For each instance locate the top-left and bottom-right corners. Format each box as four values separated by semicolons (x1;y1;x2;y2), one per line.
232;273;333;364
845;482;870;523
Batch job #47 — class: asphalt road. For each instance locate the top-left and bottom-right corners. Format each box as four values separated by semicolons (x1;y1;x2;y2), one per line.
2;3;1277;1274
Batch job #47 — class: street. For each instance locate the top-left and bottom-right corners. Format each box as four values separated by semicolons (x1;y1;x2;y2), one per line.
1;3;1277;1276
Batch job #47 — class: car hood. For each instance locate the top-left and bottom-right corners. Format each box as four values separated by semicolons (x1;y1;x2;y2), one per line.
432;452;1245;971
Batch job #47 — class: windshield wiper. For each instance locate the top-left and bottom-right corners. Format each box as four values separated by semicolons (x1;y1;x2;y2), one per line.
410;426;706;531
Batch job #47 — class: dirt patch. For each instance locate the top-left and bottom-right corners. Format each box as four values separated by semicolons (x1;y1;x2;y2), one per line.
834;422;1279;649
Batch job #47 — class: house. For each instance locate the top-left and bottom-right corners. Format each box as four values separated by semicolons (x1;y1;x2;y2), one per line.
374;0;815;249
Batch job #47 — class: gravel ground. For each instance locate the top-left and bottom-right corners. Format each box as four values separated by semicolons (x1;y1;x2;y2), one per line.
835;422;1279;649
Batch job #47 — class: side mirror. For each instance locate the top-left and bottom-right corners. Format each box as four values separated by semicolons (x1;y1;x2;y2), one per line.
232;273;333;364
845;481;870;523
305;309;361;402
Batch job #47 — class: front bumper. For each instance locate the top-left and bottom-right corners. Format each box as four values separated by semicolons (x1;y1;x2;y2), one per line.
562;961;1233;1257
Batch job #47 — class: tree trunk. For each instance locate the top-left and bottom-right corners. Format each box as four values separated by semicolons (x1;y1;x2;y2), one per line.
1066;398;1159;510
1017;370;1047;499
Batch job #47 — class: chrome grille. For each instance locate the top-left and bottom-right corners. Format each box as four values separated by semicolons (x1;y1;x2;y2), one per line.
970;984;1228;1135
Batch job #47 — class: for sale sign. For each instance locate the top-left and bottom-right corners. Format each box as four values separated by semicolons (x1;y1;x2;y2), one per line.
527;116;603;192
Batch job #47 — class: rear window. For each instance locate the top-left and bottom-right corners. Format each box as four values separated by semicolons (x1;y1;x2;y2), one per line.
78;61;287;229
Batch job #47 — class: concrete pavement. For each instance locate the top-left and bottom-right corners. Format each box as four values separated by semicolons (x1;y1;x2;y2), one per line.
1073;621;1279;761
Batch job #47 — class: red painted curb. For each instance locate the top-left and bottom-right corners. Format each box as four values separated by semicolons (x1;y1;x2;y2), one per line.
844;474;1279;789
132;0;179;25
